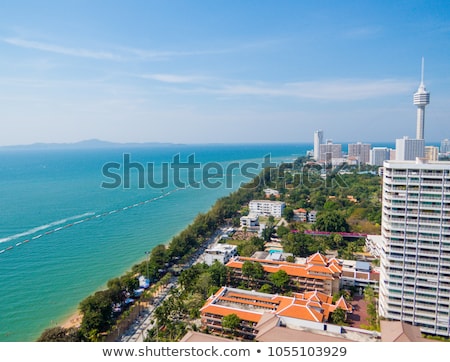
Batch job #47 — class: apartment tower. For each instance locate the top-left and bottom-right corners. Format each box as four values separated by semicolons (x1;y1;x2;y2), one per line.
313;130;324;161
379;159;450;336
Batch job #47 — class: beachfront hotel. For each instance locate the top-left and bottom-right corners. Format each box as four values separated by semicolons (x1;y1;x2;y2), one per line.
379;159;450;336
200;286;352;340
226;252;342;295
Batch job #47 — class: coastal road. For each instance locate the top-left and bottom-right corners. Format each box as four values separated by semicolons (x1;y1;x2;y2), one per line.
117;226;226;342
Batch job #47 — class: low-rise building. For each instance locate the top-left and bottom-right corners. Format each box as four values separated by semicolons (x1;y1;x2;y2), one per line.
340;260;380;292
226;252;343;295
203;244;238;266
308;210;317;223
240;214;259;228
249;200;285;218
200;286;352;340
264;188;280;198
293;208;307;222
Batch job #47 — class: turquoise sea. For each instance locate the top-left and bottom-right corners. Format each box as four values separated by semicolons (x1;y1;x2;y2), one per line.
0;143;308;342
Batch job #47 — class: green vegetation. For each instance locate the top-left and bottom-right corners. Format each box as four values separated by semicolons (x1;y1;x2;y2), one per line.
361;285;380;331
331;307;347;326
38;178;263;342
222;314;241;336
37;157;384;341
145;261;229;341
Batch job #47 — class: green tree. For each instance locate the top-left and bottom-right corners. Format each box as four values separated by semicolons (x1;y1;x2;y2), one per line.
314;211;349;232
269;270;290;293
331;307;347;326
208;260;228;287
79;290;114;340
222;313;241;336
259;284;273;294
283;207;294;222
37;326;81;342
242;261;265;288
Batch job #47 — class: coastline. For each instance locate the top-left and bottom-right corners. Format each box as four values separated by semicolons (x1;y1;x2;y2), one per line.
60;312;82;329
22;145;300;342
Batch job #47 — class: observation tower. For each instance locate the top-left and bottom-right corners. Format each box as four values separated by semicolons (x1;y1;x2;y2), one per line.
413;58;430;140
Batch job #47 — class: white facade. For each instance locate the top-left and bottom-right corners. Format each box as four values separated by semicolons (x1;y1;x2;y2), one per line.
308;210;317;223
425;146;439;161
365;234;383;258
395;136;425;161
340;260;379;292
249;200;285;218
370;147;390;166
240;214;259;228
264;188;280;198
204;244;238;266
313;129;323;161
379;159;450;337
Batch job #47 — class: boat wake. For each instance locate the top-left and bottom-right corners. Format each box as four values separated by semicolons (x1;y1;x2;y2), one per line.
0;212;95;244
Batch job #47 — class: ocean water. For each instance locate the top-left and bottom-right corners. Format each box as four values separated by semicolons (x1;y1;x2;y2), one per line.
0;143;307;342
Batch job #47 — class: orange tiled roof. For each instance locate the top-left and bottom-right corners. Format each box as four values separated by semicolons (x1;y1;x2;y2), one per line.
294;208;307;213
306;252;329;265
302;290;333;304
201;304;263;323
332;296;353;312
200;287;349;327
226;255;341;280
277;304;324;322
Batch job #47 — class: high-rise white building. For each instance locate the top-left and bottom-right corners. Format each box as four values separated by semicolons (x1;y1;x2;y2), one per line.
395;136;425;161
379;159;450;337
319;140;342;162
313;130;323;161
441;139;450;154
425;146;439;161
370;147;390;166
413;58;430;140
348;142;371;164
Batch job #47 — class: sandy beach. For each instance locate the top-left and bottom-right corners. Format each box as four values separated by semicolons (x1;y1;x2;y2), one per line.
61;312;82;329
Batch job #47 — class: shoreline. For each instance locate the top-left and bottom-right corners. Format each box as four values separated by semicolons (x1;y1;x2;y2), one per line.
60;311;83;329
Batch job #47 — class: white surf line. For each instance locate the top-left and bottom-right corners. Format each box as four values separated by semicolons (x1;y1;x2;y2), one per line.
0;188;186;255
0;212;95;244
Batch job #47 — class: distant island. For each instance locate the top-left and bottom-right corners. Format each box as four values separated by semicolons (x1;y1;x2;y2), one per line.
0;139;187;150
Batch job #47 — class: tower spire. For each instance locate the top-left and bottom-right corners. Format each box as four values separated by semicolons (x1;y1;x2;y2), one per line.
420;57;425;87
413;57;430;140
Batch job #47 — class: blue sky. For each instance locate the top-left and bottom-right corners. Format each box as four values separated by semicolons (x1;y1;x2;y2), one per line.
0;0;449;146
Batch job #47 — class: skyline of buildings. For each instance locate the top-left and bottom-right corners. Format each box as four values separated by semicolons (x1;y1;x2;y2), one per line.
307;60;450;337
311;60;448;167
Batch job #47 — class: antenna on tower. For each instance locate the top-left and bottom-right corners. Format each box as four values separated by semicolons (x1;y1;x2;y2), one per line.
421;57;425;86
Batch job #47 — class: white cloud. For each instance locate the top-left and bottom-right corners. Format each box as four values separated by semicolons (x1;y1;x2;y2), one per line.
3;38;122;60
175;78;416;101
141;73;208;84
342;26;383;39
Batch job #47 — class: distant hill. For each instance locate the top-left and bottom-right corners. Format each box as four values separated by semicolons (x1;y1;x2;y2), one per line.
0;139;185;150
